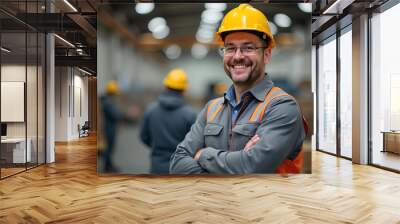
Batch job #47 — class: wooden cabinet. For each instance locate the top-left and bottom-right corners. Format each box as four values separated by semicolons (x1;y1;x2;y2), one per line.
382;132;400;154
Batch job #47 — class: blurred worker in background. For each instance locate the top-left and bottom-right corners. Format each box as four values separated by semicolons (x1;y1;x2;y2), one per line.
101;80;138;172
170;4;307;174
140;68;197;174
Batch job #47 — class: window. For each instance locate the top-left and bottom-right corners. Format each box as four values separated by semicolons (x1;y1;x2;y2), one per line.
339;28;352;158
317;36;337;154
0;1;47;179
371;2;400;171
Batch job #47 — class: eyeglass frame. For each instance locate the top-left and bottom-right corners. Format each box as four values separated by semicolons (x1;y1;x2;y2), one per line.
219;45;267;56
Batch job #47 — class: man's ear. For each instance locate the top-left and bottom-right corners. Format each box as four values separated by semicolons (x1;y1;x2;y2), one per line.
263;48;272;64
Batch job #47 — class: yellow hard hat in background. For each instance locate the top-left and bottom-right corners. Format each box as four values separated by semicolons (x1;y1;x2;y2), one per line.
216;4;276;49
163;68;188;91
106;80;119;95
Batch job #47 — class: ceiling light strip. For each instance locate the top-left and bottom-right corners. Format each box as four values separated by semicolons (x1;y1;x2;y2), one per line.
63;0;78;12
78;67;92;76
54;34;75;48
1;47;11;53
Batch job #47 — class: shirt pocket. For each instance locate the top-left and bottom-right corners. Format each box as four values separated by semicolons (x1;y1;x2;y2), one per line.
204;123;224;149
231;123;259;151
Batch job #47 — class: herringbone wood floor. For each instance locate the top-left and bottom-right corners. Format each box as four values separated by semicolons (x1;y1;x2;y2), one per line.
1;135;400;223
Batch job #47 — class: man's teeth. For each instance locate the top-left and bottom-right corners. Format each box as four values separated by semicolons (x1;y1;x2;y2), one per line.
233;65;247;68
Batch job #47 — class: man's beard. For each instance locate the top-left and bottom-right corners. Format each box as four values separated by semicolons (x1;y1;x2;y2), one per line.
224;58;262;85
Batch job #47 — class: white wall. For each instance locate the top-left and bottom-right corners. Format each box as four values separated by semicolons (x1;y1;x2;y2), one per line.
1;64;46;163
55;67;68;141
55;67;89;141
1;65;31;137
71;73;89;138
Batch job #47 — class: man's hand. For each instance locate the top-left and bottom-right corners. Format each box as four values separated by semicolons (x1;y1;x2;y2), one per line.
244;135;260;152
194;149;203;160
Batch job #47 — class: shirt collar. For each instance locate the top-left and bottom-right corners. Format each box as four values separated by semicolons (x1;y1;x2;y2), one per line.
249;74;274;101
224;85;237;107
223;74;274;103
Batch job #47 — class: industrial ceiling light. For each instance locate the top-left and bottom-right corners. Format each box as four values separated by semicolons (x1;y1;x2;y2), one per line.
196;29;214;44
297;3;312;13
274;13;292;28
1;47;11;53
76;48;84;55
54;34;75;48
191;43;208;59
269;21;278;35
164;44;181;60
135;3;154;15
152;26;170;39
148;17;166;32
63;0;78;12
199;22;217;31
78;67;92;76
201;9;223;24
322;0;352;14
204;3;227;12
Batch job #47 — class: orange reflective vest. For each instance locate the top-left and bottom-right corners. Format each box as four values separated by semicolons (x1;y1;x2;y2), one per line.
207;86;308;174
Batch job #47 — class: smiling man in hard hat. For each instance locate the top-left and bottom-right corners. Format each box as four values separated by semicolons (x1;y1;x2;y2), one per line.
170;4;307;174
140;68;197;174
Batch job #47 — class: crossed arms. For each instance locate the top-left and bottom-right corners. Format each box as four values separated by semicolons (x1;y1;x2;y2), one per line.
169;97;305;174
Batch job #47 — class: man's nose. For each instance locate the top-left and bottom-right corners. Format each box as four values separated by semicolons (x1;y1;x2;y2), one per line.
233;47;244;59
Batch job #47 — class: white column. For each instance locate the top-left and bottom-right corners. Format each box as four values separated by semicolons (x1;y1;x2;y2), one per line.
352;14;369;164
46;33;55;163
45;1;55;163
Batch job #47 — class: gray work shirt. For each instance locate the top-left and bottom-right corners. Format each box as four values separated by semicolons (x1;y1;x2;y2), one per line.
169;75;305;174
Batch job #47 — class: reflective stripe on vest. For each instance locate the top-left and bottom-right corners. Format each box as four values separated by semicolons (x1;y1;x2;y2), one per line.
206;97;224;123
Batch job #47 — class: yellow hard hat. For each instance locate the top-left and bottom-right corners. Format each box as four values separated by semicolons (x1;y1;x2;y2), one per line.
106;80;119;95
216;4;275;49
163;68;188;91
